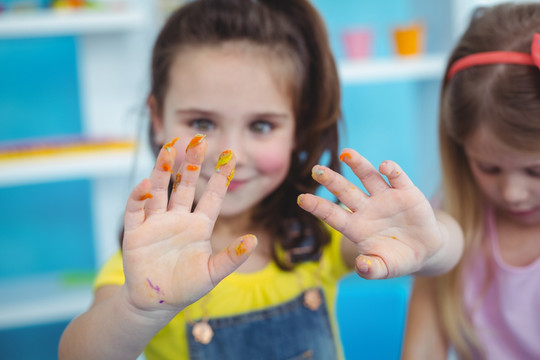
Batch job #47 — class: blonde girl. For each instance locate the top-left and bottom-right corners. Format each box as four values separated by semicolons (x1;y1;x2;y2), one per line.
404;3;540;359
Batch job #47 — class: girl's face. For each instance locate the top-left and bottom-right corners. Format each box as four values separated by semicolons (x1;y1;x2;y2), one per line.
464;127;540;225
151;43;296;218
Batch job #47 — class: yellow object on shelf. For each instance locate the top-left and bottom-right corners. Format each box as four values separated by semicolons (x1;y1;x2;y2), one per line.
0;136;135;162
393;22;424;56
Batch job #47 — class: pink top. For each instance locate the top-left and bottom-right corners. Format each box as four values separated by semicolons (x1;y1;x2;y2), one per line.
462;211;540;359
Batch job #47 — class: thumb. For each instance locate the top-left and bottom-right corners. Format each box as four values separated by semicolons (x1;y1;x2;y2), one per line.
355;254;389;280
209;234;258;284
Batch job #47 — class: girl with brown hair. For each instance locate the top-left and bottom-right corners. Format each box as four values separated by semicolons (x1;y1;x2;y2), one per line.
59;1;463;359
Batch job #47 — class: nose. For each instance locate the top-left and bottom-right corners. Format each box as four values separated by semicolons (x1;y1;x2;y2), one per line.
500;174;529;205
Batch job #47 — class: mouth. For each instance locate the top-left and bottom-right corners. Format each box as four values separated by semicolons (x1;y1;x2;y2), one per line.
227;180;247;192
506;208;538;217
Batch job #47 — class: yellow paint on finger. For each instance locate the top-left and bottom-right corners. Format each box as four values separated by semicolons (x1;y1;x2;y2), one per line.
312;168;324;178
226;168;235;186
185;134;206;152
297;194;304;205
215;150;232;172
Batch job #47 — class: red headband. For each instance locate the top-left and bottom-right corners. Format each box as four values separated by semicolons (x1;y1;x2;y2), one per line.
447;33;540;80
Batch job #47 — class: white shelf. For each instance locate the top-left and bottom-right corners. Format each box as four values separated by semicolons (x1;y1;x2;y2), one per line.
338;53;448;84
0;7;146;38
0;273;93;330
0;148;136;187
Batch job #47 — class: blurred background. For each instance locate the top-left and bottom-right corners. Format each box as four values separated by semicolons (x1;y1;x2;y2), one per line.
0;0;533;358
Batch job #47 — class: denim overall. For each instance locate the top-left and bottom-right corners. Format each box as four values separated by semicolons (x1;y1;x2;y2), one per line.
186;289;337;360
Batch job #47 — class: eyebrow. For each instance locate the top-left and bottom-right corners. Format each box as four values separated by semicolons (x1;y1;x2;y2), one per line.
175;108;291;120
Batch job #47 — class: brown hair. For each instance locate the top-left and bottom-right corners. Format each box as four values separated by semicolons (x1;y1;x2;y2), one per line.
436;3;540;359
147;0;342;269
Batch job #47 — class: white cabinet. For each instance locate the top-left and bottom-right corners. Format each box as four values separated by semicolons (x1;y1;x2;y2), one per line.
0;1;156;331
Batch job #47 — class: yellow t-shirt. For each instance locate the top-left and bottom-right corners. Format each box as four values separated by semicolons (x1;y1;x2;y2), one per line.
94;227;350;359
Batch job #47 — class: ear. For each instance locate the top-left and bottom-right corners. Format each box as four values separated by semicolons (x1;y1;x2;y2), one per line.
148;95;166;145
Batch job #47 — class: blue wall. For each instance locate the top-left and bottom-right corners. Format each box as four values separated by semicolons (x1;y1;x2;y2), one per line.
0;36;95;280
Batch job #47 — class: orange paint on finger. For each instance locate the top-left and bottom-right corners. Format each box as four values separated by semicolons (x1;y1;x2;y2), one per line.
173;173;182;192
235;240;247;256
185;134;206;152
163;137;179;153
391;236;397;240
162;163;172;172
215;150;232;172
339;152;352;162
139;193;153;201
187;165;199;171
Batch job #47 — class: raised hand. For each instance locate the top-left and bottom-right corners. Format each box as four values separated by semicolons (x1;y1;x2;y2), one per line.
297;149;445;279
121;135;257;312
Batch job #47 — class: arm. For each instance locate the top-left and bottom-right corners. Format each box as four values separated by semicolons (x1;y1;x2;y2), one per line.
59;138;256;360
402;276;447;360
299;148;463;279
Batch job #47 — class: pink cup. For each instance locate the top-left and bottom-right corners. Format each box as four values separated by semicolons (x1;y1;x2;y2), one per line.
342;28;373;59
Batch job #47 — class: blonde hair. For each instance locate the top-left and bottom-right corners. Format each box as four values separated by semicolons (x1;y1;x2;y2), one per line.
436;3;540;359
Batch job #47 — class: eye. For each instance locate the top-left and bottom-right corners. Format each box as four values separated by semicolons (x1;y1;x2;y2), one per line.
188;118;215;132
249;120;274;135
475;162;501;175
525;167;540;178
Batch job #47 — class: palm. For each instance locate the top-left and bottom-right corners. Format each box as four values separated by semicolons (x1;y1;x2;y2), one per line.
345;185;440;277
121;138;255;311
299;149;442;279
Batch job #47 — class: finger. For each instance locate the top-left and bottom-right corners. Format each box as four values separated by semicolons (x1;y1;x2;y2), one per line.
355;255;389;280
379;160;414;189
145;138;178;216
340;148;389;195
208;234;257;284
194;150;236;222
124;178;153;232
297;193;351;233
311;165;367;212
169;134;207;212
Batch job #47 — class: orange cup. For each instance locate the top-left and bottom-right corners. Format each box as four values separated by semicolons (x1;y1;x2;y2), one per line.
393;23;424;56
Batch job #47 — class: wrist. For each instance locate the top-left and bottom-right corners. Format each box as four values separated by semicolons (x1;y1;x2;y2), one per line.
116;284;180;327
417;212;464;276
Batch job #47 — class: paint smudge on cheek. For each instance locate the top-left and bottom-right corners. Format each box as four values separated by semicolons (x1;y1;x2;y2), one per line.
139;193;153;201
